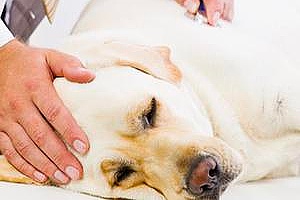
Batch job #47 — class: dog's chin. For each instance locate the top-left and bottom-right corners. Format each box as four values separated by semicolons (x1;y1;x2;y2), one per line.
183;167;242;200
179;178;239;200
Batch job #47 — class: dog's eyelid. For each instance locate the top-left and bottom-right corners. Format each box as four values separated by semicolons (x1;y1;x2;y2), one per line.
125;97;158;135
114;165;136;185
141;97;157;129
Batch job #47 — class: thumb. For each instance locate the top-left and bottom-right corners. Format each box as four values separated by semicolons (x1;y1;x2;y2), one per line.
45;49;96;83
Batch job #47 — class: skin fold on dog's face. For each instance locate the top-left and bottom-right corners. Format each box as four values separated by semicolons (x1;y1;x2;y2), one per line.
55;42;243;200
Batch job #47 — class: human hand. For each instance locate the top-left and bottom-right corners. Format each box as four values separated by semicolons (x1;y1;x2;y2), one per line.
0;40;95;184
176;0;234;26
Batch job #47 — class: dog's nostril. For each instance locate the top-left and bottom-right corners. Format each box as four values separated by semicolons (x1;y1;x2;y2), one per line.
200;182;216;192
208;165;219;179
187;155;220;196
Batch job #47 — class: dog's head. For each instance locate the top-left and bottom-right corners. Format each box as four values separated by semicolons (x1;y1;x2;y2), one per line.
55;39;243;200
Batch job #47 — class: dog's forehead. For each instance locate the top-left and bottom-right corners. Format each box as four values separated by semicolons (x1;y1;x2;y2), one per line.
93;67;212;132
56;66;182;109
55;66;212;135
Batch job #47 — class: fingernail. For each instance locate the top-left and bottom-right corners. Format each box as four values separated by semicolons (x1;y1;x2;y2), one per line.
33;171;47;182
54;170;69;183
212;12;221;26
79;67;96;82
73;139;87;154
78;67;91;73
65;166;80;180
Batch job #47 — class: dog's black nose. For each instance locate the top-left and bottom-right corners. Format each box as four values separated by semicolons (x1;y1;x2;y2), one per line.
186;155;220;196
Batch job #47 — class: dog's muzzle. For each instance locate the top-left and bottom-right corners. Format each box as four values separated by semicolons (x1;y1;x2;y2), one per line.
185;154;240;200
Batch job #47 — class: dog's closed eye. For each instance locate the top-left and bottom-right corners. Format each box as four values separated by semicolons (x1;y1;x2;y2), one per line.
125;97;159;136
101;159;144;189
114;165;136;185
141;98;157;129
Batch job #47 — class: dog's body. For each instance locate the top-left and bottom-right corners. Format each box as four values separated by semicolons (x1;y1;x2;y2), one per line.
1;0;300;199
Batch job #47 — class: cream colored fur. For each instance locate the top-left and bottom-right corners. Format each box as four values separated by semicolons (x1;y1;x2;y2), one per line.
1;0;300;199
72;0;300;181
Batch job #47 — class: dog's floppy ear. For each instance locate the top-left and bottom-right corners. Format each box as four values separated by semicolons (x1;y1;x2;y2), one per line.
104;42;182;85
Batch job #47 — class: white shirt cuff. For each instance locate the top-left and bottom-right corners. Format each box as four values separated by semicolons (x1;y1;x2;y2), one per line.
0;19;14;46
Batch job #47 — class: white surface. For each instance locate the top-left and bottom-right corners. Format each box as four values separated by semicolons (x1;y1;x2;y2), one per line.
0;0;13;46
223;178;300;200
0;19;13;46
1;177;300;200
0;181;98;200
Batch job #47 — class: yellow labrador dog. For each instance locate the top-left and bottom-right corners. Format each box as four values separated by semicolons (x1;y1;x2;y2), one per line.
1;0;300;200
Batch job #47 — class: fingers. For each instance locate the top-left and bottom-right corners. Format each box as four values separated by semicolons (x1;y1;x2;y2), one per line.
203;0;224;26
203;0;235;25
3;124;71;184
0;39;88;185
181;0;234;26
0;131;48;183
16;102;83;182
45;49;95;83
222;0;234;21
31;82;90;155
184;0;200;14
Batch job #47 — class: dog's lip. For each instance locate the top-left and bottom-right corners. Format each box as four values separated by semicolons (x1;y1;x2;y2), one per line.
182;187;222;200
182;180;226;199
182;186;223;200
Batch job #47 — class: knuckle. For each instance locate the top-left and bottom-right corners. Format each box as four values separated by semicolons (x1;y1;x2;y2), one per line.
69;59;81;67
62;124;73;138
15;140;32;156
0;132;7;144
0;110;6;119
39;160;55;174
4;149;17;160
65;55;82;67
17;161;31;173
24;79;40;92
31;129;47;147
51;151;66;166
8;97;23;111
45;104;61;123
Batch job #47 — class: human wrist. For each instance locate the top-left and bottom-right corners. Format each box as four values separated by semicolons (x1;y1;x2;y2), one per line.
0;39;26;70
0;39;25;55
